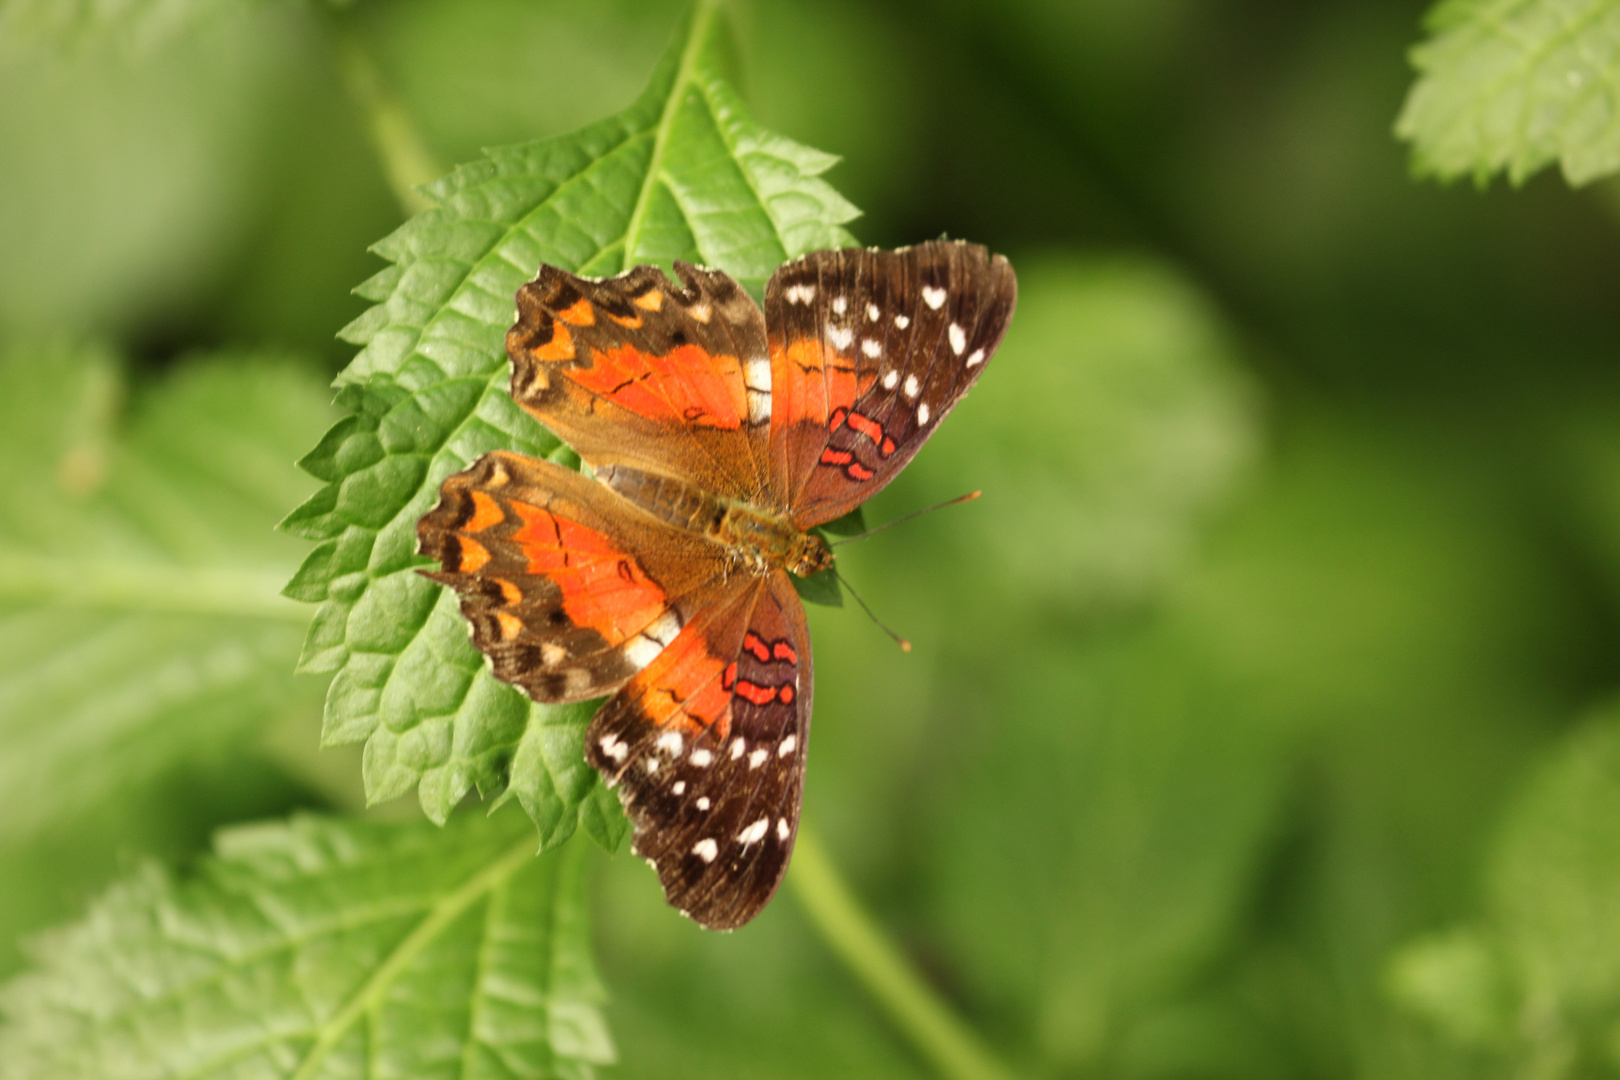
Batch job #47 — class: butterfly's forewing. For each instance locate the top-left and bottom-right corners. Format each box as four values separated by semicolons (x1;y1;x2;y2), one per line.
586;572;811;929
416;451;731;703
507;262;773;503
765;241;1016;527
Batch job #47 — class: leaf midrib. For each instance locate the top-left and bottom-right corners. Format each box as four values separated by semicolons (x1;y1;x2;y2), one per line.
286;837;535;1080
620;0;720;269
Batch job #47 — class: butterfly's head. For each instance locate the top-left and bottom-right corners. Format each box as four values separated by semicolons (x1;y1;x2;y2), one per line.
787;531;834;579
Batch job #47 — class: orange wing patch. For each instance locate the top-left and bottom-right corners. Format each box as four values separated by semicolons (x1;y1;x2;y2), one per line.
628;627;734;739
771;336;872;427
506;500;668;642
567;342;748;429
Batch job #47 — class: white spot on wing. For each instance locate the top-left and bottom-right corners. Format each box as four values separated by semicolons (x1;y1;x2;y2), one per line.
895;314;910;329
903;374;920;398
656;731;683;754
882;370;898;390
778;734;798;757
949;322;966;355
743;356;772;391
646;610;681;644
749;747;768;769
673;780;686;795
747;389;771;424
922;285;947;309
730;738;746;760
966;347;985;367
832;296;847;315
643;756;659;774
598;735;628;763
693;838;719;862
785;284;816;305
623;634;663;671
827;324;854;351
738;818;770;845
861;339;882;358
866;303;880;321
689;301;711;323
918;403;931;425
690;749;714;767
777;818;791;840
696;796;712;810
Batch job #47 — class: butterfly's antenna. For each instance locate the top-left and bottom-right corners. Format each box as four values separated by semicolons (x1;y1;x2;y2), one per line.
830;490;982;547
833;568;912;652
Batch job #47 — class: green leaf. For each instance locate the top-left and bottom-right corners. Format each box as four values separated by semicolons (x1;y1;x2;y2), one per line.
0;341;332;847
0;0;254;54
1395;0;1620;186
920;630;1286;1070
0;808;612;1080
791;567;844;609
1387;707;1620;1070
283;0;859;831
1490;708;1620;1029
1386;930;1516;1048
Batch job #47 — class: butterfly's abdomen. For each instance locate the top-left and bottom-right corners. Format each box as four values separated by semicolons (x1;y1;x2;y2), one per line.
596;464;723;533
595;463;828;578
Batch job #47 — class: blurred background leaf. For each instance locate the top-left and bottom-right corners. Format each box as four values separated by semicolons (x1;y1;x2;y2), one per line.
0;342;331;837
1396;0;1620;186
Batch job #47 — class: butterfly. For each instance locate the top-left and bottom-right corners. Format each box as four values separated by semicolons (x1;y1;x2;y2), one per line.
417;241;1016;928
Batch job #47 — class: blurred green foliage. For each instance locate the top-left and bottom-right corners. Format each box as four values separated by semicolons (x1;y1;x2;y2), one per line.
3;0;1620;1078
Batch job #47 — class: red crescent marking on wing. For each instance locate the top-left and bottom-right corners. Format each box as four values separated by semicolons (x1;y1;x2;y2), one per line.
846;412;884;445
772;641;797;664
779;683;795;704
846;462;875;481
722;661;738;690
734;680;780;707
742;632;771;662
819;448;853;466
829;407;848;431
880;436;897;457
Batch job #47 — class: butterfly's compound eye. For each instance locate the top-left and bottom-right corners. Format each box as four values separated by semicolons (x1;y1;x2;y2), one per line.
788;532;834;578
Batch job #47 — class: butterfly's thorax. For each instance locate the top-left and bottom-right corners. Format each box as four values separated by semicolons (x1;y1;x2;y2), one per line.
596;464;833;578
713;502;832;578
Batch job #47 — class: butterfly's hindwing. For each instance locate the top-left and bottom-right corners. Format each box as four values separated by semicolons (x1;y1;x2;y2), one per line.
586;572;811;929
765;241;1017;527
508;262;773;502
416;452;728;703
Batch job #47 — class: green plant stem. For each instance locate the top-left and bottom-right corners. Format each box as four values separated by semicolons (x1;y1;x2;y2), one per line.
332;23;441;217
790;823;1018;1080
